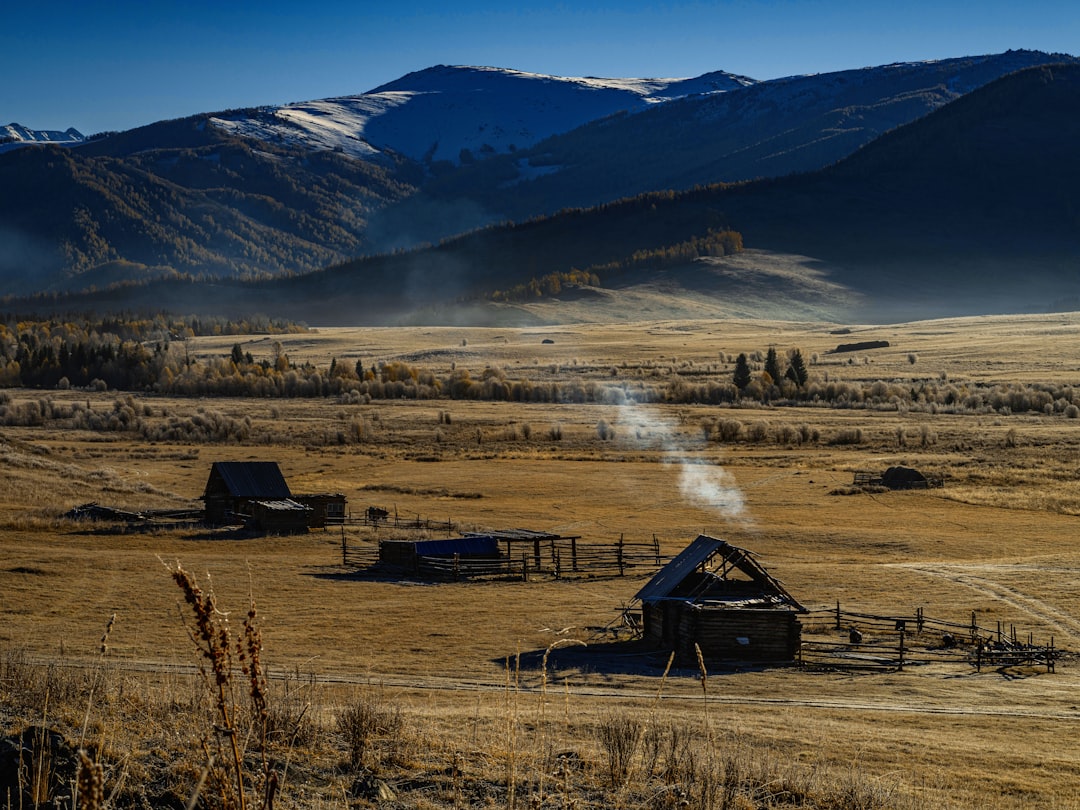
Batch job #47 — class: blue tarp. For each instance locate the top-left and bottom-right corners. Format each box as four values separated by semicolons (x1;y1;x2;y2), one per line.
414;536;500;557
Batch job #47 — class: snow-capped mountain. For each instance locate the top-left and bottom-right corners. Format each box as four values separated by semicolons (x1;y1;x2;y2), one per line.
0;123;84;153
208;64;756;164
2;50;1078;308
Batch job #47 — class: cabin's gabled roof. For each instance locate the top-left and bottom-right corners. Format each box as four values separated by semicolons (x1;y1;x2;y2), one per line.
204;461;292;499
635;534;804;611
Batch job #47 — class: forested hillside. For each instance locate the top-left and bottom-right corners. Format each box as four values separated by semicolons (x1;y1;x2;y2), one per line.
0;118;420;293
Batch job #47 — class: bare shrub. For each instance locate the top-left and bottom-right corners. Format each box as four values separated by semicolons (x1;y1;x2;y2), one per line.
776;424;800;445
717;419;743;443
596;419;614;441
1065;404;1080;419
594;712;642;787
337;692;405;772
830;427;864;445
920;424;937;447
549;423;563;441
746;420;770;443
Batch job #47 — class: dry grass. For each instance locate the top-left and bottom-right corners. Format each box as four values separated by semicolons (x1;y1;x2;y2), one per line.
3;314;1080;807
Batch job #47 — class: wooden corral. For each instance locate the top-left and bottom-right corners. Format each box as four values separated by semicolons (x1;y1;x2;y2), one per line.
799;603;1058;673
355;526;664;581
635;536;806;665
379;536;514;580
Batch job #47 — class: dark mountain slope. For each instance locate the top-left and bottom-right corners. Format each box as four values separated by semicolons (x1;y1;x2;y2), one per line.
725;62;1080;315
0;118;421;293
374;50;1078;244
16;64;1080;324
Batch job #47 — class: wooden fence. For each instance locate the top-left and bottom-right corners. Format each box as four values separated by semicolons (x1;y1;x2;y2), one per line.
416;554;530;582
799;603;1057;673
551;535;665;578
338;529;668;581
332;506;457;534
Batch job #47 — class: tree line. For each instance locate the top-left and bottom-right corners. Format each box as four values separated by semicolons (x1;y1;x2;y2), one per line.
2;319;1080;421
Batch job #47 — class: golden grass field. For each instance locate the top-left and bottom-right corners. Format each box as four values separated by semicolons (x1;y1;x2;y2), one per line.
3;313;1080;808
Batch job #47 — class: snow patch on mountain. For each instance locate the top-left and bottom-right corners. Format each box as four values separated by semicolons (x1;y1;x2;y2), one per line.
209;64;757;164
0;123;84;153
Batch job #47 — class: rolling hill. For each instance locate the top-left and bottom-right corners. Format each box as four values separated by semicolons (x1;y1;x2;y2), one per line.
1;50;1074;298
23;63;1080;325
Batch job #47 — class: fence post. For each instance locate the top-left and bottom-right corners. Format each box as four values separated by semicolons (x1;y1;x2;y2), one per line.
970;611;977;642
522;553;529;583
571;537;578;572
898;628;905;671
653;533;660;566
617;535;625;577
835;600;841;631
976;641;982;672
554;550;561;580
916;607;924;633
341;527;347;567
453;553;460;582
1049;637;1055;673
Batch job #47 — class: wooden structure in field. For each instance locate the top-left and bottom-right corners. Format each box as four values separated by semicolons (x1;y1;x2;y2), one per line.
635;535;805;664
852;466;944;489
201;461;346;532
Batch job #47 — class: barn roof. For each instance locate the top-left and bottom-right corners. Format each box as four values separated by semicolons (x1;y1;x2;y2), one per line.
205;461;292;499
251;499;310;512
634;534;804;611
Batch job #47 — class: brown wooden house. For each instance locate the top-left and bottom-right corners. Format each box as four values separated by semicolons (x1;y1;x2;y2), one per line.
635;535;805;664
201;462;346;531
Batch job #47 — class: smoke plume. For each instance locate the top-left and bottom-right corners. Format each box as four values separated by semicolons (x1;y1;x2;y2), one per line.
615;405;747;522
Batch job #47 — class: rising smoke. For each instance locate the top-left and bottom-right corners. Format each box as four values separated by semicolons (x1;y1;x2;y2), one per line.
615;404;748;523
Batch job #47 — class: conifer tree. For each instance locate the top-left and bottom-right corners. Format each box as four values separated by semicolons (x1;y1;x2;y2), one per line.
733;353;752;390
786;348;808;387
764;347;782;384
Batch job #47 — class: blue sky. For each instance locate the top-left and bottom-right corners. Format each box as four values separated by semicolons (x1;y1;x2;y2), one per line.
3;0;1078;134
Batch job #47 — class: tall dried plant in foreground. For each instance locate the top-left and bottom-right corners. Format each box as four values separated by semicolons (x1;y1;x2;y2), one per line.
170;561;278;810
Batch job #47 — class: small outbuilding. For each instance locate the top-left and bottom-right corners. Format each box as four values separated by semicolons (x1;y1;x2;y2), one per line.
635;535;805;665
247;498;313;534
292;493;348;528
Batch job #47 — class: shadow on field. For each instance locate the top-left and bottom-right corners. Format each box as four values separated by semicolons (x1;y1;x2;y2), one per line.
507;638;772;678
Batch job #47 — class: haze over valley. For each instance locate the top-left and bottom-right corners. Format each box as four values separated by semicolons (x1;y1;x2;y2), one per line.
2;50;1078;324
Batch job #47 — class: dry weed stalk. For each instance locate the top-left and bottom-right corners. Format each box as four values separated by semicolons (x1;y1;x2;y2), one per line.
504;650;521;810
169;561;249;810
76;749;105;810
536;637;586;804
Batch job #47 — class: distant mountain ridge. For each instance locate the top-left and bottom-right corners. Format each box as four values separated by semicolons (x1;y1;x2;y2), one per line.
386;50;1080;240
0;50;1077;309
0;123;84;154
24;62;1080;325
208;64;757;165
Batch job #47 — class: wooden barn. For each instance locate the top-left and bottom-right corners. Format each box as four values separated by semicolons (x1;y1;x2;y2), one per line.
201;461;347;531
202;462;292;525
635;536;805;664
